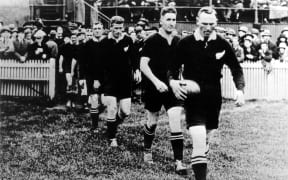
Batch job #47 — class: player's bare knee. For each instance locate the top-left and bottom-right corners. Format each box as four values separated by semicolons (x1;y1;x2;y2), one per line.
147;111;159;127
167;106;183;132
189;125;207;156
90;94;99;108
119;108;130;119
107;104;117;119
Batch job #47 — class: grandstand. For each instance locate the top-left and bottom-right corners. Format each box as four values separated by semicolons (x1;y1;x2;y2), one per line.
29;0;288;25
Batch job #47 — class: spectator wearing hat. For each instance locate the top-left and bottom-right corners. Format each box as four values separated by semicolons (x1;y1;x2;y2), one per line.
280;27;288;39
260;29;279;60
46;30;58;59
12;27;30;62
11;28;18;41
243;33;258;62
0;27;14;59
278;42;288;62
226;28;244;63
238;25;248;48
225;27;237;43
251;28;261;47
259;41;273;73
27;30;50;60
232;37;245;63
258;41;273;62
215;26;226;39
276;34;287;47
24;28;33;45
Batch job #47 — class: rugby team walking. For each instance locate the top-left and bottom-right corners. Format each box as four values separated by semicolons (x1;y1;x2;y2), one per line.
67;6;245;180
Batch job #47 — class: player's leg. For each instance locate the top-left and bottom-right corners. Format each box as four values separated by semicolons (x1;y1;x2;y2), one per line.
189;125;207;180
117;97;131;125
89;93;100;131
167;106;187;175
143;110;159;164
86;78;101;131
185;95;208;180
104;95;119;147
65;73;72;107
142;89;162;163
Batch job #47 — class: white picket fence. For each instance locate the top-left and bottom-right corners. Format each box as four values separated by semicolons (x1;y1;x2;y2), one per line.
0;60;288;101
0;59;56;100
221;61;288;100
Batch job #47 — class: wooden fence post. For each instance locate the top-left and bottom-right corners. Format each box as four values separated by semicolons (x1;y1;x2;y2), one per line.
49;58;56;100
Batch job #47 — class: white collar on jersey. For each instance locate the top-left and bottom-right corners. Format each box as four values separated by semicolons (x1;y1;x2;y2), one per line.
194;28;217;42
108;32;125;42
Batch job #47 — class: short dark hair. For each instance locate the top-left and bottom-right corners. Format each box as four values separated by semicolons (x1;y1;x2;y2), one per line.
197;6;217;17
110;16;124;26
93;21;103;27
160;6;177;17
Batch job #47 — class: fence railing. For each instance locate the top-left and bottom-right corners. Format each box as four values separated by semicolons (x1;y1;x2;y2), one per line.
0;59;56;100
221;61;288;100
1;60;288;101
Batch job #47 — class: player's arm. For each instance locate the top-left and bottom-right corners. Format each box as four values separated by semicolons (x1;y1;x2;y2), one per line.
140;56;168;93
224;40;245;106
59;55;64;73
71;58;77;77
167;38;187;100
130;39;141;83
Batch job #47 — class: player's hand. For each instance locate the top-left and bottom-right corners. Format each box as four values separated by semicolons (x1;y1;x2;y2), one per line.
235;90;245;107
246;54;253;59
169;80;187;100
93;80;101;89
154;80;168;93
134;69;142;84
20;56;26;63
79;79;85;87
66;74;73;86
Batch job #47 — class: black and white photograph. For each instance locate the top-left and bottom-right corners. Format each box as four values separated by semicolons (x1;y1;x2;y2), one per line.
0;0;288;179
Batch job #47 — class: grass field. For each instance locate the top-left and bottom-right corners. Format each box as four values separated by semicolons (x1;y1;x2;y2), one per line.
1;98;288;180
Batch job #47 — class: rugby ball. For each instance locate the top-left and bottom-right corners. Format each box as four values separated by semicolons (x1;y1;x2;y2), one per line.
180;80;200;95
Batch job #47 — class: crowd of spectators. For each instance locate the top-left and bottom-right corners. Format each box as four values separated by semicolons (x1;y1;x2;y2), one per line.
213;25;288;73
1;20;288;63
1;18;288;105
92;0;288;22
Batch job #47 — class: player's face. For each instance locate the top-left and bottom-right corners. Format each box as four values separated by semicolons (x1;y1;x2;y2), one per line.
197;13;217;38
18;32;25;40
86;32;93;40
93;24;104;38
111;23;124;39
71;35;77;44
160;12;176;34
